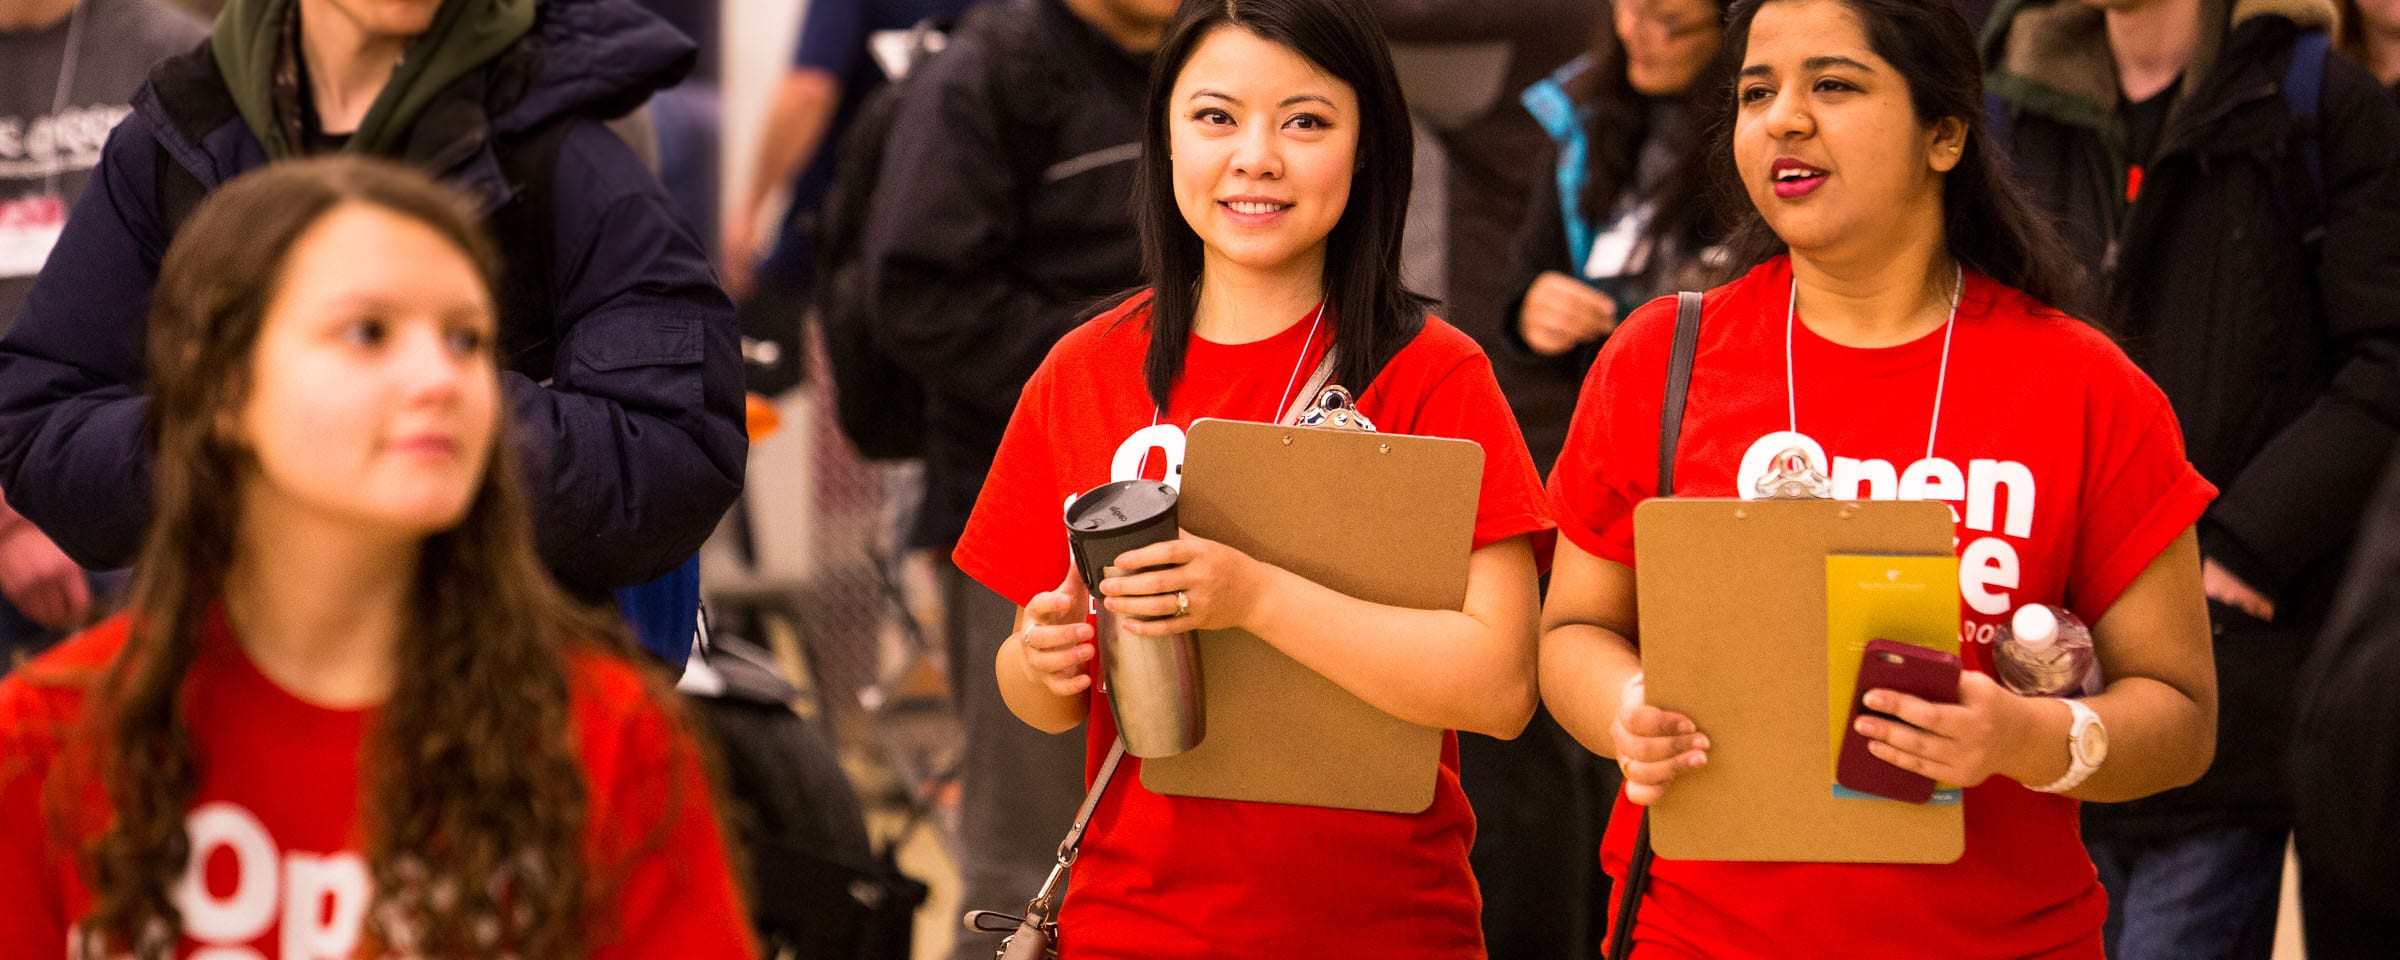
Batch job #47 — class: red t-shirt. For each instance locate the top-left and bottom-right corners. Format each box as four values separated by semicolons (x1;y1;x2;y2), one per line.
0;612;755;959
1548;257;2216;959
954;292;1554;959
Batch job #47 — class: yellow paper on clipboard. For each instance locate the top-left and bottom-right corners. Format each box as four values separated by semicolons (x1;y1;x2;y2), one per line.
1825;553;1963;804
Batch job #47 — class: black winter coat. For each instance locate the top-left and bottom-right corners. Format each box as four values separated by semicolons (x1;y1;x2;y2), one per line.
861;0;1148;551
0;0;746;592
2289;448;2400;954
1986;0;2400;831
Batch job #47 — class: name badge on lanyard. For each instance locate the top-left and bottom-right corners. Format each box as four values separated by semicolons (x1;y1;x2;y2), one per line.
0;195;68;280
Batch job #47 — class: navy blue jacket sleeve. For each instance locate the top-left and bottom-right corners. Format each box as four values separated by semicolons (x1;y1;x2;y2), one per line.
0;116;170;570
523;121;748;589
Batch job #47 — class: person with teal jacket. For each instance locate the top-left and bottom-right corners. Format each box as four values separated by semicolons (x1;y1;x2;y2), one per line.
1501;0;1732;472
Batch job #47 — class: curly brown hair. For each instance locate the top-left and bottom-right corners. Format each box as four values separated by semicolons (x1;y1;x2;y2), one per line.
69;155;653;959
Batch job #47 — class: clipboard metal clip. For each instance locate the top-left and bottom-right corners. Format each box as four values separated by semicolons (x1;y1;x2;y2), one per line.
1753;445;1833;500
1294;384;1378;433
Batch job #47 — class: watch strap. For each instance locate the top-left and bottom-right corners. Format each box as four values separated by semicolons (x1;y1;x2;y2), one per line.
2029;698;2102;794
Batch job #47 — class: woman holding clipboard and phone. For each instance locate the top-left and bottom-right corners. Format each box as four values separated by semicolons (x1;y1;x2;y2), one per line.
951;0;1552;956
1538;1;2217;957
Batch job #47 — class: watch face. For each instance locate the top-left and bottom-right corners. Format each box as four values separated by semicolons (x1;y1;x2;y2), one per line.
2075;717;2110;767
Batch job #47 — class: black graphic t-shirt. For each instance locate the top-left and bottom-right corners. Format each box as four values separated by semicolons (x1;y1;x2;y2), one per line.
0;0;204;333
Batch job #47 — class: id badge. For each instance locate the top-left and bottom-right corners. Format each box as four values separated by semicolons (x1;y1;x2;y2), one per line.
0;195;68;280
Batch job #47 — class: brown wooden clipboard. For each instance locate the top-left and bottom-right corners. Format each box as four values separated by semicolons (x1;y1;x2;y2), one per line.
1632;497;1964;863
1143;417;1483;813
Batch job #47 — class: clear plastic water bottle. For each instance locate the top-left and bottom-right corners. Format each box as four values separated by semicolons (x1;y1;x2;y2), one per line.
1994;603;2102;697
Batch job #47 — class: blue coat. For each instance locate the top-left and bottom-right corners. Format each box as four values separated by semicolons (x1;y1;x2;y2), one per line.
0;0;745;628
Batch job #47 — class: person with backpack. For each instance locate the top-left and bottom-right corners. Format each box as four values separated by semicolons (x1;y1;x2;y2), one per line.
0;0;745;669
960;0;1552;954
718;0;985;397
852;0;1170;947
1542;2;2219;956
1983;1;2400;955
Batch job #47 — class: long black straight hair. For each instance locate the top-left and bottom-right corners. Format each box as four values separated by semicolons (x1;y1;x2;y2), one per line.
1710;0;2095;321
1133;0;1431;410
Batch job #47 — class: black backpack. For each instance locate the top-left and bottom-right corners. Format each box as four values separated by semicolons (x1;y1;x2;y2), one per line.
683;635;928;960
813;2;1064;461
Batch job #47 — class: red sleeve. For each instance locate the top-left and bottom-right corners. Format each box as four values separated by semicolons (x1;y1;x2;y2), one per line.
1406;347;1556;559
0;626;126;957
1545;299;1675;567
0;679;76;957
2066;345;2217;623
954;346;1071;608
583;690;757;960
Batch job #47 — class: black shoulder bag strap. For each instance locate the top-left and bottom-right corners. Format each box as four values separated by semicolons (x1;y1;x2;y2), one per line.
1607;290;1703;960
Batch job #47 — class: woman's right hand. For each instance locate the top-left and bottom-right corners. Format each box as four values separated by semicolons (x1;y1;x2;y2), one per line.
1016;570;1097;697
1612;674;1711;805
1519;271;1619;356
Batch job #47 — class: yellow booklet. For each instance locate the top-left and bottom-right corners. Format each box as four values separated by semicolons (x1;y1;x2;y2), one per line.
1825;553;1962;804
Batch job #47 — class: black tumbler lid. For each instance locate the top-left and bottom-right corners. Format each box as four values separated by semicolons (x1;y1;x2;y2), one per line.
1065;480;1180;590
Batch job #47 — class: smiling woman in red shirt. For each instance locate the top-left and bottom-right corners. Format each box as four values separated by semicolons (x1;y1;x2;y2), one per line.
951;0;1553;956
1539;1;2220;957
0;157;752;960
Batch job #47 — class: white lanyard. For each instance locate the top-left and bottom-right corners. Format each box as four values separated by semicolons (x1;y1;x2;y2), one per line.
1784;264;1963;463
1146;298;1326;431
1139;298;1326;477
43;0;87;198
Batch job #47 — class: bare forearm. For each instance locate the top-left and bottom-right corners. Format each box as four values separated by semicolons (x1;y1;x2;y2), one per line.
738;71;839;217
996;634;1090;733
1994;678;2213;802
1243;558;1538;738
1537;622;1644;758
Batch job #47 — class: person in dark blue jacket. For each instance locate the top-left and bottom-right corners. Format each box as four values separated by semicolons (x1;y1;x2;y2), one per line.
0;0;746;665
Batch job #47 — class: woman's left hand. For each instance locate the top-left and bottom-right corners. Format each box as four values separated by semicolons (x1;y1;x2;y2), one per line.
1854;671;2037;788
1096;532;1271;635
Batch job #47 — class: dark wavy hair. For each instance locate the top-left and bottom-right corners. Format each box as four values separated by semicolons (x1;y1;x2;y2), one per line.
70;156;652;960
1133;0;1431;408
1710;0;2094;320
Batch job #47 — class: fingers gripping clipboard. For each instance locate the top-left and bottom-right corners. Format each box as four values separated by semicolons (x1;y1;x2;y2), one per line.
1633;497;1964;863
1148;417;1483;813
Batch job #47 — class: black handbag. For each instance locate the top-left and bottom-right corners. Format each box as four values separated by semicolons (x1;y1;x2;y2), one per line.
685;635;929;960
1605;290;1704;960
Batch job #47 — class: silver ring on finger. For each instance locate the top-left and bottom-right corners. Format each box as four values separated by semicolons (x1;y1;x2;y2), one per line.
1176;590;1190;618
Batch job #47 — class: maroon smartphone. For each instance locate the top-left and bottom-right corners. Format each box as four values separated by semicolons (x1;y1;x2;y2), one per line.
1836;639;1963;803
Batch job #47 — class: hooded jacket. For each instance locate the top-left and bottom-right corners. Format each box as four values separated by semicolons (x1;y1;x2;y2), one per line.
1985;0;2400;829
0;0;745;594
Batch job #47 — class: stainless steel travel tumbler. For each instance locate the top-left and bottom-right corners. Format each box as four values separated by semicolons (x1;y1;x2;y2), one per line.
1066;480;1203;758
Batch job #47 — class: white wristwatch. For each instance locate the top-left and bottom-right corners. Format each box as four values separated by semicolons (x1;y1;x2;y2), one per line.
2029;698;2108;794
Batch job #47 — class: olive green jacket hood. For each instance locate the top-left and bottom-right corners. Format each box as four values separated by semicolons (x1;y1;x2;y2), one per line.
210;0;535;157
1984;0;2339;130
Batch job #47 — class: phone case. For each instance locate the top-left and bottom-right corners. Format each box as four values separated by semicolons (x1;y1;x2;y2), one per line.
1837;639;1963;803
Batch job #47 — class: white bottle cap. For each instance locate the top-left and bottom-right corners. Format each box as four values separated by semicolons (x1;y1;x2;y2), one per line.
2012;604;2060;651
